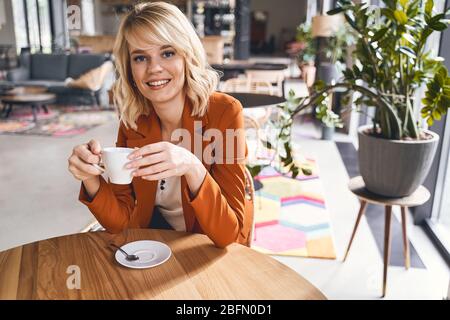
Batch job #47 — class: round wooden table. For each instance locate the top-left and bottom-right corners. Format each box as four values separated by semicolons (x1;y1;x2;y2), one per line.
345;176;430;297
0;87;55;122
0;229;326;300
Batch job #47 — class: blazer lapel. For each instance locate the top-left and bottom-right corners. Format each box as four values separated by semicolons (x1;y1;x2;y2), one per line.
126;106;162;228
180;99;210;232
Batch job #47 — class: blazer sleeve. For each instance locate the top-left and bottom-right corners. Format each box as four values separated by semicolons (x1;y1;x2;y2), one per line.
78;124;136;233
185;99;247;248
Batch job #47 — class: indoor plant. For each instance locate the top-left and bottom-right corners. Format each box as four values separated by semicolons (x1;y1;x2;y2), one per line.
313;19;355;139
295;22;317;87
315;93;344;140
272;0;450;196
246;89;313;179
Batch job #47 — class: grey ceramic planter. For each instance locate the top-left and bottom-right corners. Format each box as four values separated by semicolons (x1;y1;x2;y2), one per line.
321;125;335;140
358;125;439;197
316;62;339;84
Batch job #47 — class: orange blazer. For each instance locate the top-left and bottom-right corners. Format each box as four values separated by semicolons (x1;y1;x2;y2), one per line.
79;92;251;248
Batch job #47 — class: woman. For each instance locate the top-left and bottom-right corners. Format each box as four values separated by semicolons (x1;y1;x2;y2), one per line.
68;2;252;248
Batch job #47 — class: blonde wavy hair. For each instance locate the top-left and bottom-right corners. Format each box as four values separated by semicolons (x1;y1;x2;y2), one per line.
112;2;220;129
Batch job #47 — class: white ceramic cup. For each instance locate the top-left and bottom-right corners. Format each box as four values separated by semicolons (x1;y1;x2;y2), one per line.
93;147;134;184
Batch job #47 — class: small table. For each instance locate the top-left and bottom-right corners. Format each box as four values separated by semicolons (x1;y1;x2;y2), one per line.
225;92;286;108
0;86;55;122
212;62;288;72
345;176;430;297
212;62;288;81
0;229;326;299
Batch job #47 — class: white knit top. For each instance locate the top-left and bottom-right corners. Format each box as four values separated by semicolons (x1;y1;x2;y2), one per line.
154;175;186;232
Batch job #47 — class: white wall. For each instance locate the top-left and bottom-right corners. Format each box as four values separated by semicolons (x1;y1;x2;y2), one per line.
250;0;307;51
0;0;17;46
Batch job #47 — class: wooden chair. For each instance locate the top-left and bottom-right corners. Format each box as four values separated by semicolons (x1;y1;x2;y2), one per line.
222;77;250;92
243;166;256;247
223;77;274;95
245;69;285;97
243;114;261;163
200;36;224;65
224;78;274;126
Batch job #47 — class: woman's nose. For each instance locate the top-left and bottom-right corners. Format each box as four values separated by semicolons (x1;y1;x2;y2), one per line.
147;59;164;73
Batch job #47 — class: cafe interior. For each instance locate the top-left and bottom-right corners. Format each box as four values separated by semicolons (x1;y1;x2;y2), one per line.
0;0;449;300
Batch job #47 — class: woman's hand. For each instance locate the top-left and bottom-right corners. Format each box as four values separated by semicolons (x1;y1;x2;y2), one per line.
68;139;103;182
127;141;207;197
126;141;201;180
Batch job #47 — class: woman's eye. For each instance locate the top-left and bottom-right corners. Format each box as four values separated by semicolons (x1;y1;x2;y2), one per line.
133;55;147;62
162;51;175;58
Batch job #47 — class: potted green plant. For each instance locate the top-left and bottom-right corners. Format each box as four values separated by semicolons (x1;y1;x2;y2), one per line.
295;23;317;86
313;20;355;140
317;23;356;82
246;89;313;179
271;0;450;197
315;93;344;140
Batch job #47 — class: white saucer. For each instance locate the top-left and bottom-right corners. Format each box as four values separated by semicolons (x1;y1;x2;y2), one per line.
114;240;172;269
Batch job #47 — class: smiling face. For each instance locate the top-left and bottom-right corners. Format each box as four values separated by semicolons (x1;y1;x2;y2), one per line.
128;35;185;107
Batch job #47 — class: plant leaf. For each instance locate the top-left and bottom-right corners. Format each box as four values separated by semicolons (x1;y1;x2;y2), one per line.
430;21;448;31
432;110;442;121
399;46;416;59
425;0;434;16
402;33;417;46
394;10;408;25
327;7;344;15
372;27;388;42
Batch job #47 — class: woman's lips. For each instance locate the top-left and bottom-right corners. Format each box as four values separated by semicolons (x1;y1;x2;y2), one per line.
146;79;171;90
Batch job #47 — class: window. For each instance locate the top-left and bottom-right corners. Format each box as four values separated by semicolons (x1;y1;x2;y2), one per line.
11;0;28;54
423;0;450;263
429;114;450;253
438;167;450;230
81;0;96;35
12;0;53;53
26;0;41;53
37;0;52;53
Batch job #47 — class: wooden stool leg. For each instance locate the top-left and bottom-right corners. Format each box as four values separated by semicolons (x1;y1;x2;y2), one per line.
343;200;367;262
401;206;410;270
382;205;393;298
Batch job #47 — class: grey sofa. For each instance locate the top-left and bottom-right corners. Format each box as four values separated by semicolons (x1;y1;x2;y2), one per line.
4;52;114;106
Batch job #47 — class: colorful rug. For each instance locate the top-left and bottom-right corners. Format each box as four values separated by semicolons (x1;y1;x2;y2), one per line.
0;105;117;137
251;159;337;259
